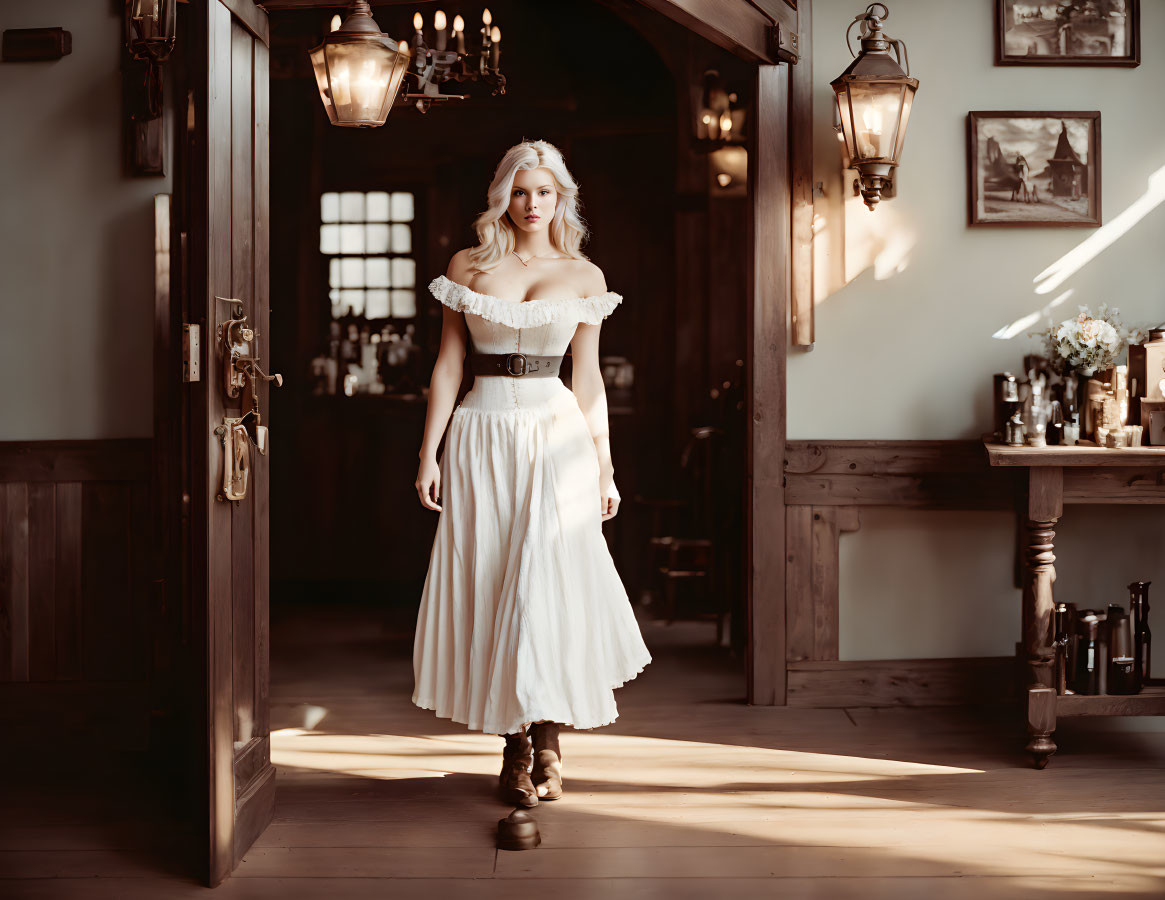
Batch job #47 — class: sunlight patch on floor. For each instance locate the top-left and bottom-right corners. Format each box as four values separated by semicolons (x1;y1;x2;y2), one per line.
271;729;984;783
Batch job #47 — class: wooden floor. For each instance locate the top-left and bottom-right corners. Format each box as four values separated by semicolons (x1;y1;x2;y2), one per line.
4;599;1164;898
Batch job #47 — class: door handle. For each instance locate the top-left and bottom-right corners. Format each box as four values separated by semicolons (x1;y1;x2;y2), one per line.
215;296;283;401
214;417;252;502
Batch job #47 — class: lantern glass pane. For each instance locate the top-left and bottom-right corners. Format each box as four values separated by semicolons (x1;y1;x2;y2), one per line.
390;192;414;222
328;257;342;288
391;289;417;318
835;88;857;163
365;290;391;319
365;224;390;254
893;87;915;161
847;82;905;162
324;41;397;125
391;224;412;254
377;49;412;122
309;46;334;120
366;191;390;221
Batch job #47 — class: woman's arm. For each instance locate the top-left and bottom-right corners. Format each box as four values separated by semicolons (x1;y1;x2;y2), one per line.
570;265;619;521
415;253;471;511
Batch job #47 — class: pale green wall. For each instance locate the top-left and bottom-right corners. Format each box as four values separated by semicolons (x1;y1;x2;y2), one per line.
0;1;171;440
802;0;1164;663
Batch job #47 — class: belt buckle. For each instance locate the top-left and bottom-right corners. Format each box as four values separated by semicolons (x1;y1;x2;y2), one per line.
505;352;528;376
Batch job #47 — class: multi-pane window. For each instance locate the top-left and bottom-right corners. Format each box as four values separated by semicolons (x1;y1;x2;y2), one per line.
320;190;416;319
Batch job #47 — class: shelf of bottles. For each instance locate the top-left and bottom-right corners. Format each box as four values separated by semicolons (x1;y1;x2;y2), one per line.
1052;582;1165;717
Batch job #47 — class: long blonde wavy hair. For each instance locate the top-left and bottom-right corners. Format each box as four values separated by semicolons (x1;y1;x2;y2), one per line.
467;140;590;272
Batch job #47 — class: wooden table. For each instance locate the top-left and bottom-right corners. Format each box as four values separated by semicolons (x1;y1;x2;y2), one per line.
984;441;1165;768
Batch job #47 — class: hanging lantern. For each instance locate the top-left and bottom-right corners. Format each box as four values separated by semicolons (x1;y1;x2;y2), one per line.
127;0;176;62
830;3;918;211
310;1;411;128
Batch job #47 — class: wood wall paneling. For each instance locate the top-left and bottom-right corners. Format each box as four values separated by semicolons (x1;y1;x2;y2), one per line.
785;440;1022;508
787;657;1019;707
0;441;153;749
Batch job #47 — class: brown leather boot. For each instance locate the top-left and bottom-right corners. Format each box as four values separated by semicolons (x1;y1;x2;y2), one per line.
529;721;563;800
499;730;537;807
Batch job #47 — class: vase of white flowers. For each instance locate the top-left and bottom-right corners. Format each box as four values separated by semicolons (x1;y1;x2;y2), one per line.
1033;305;1148;443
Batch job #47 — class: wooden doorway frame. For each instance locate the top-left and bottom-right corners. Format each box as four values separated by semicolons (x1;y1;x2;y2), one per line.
253;0;810;706
636;0;807;706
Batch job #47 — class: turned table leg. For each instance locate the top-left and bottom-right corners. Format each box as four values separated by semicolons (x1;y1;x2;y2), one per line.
1023;467;1063;769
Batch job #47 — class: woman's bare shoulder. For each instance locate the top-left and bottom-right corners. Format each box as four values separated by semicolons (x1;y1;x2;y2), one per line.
573;258;608;295
446;248;481;282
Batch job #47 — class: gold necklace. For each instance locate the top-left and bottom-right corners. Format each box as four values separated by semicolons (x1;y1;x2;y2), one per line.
512;250;548;267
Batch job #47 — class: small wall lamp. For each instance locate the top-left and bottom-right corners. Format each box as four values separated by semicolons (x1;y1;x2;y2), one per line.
830;3;918;211
121;0;177;176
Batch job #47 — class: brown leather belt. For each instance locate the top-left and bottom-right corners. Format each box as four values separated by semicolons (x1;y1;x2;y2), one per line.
469;352;563;377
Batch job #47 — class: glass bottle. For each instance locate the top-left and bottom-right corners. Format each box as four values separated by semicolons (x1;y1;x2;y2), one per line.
1106;604;1137;695
1053;602;1072;694
1130;581;1152;686
1074;611;1102;695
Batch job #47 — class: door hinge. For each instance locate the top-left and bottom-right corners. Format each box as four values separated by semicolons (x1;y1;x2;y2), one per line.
768;23;800;64
183;323;201;382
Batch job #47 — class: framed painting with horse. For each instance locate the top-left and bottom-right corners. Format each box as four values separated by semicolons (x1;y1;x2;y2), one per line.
967;111;1101;227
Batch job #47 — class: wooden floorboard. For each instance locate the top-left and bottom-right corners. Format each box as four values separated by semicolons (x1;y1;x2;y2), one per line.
3;601;1163;898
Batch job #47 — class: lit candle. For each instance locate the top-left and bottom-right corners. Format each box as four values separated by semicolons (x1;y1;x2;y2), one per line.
434;10;447;51
329;14;341;32
412;11;425;71
480;8;492;70
857;106;882;159
490;25;501;69
453;14;465;54
719;110;732;139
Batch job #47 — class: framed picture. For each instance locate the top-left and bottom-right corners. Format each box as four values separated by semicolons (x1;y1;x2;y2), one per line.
995;0;1140;67
967;111;1101;227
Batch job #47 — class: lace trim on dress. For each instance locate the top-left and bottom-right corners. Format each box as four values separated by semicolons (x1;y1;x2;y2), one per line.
428;274;622;327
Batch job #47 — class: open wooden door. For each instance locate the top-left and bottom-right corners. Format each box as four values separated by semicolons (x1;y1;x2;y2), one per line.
179;0;274;886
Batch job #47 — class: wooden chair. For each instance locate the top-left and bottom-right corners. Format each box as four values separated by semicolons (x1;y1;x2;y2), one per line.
634;426;727;642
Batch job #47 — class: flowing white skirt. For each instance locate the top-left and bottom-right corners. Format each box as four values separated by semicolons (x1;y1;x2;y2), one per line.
412;379;652;736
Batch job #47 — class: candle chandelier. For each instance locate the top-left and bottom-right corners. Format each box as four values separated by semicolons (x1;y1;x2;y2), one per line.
310;3;506;126
405;7;506;113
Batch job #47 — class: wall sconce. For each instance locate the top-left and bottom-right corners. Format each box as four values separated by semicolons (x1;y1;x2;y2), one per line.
127;0;176;63
121;0;176;176
830;3;918;211
310;1;411;127
695;69;745;149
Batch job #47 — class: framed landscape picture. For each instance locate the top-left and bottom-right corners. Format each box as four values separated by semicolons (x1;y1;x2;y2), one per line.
967;111;1101;227
996;0;1140;67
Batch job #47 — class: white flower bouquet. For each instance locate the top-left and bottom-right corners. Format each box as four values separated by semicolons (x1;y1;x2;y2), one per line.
1033;304;1146;377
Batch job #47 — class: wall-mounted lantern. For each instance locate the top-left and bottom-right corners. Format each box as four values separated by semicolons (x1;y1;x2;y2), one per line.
695;69;745;149
310;1;411;127
830;3;918;211
127;0;176;63
121;0;176;176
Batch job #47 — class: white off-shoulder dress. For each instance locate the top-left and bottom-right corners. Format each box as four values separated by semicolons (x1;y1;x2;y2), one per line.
411;275;652;735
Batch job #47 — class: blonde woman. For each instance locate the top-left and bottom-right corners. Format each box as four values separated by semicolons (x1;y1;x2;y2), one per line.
412;140;651;807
